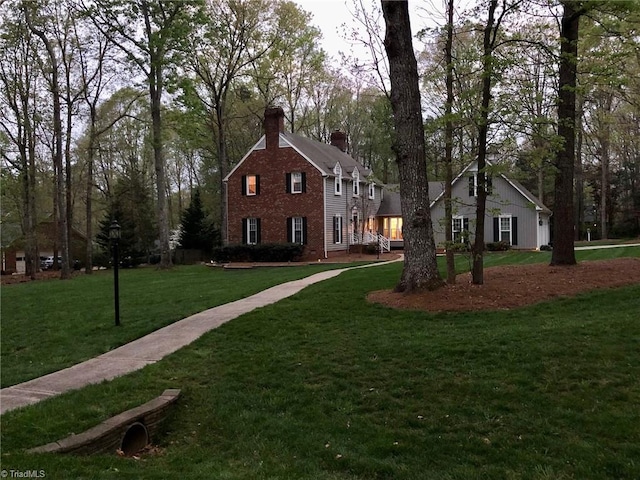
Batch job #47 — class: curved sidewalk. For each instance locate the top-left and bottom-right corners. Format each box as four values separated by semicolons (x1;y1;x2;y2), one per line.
0;257;402;415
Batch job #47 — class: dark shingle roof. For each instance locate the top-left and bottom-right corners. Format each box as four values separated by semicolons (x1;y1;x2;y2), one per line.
377;183;446;216
282;132;372;178
506;177;551;214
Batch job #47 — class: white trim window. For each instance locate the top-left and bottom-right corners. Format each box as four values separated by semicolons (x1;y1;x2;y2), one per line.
499;215;512;244
333;215;342;244
452;216;469;244
468;174;477;197
383;217;403;240
352;169;360;196
368;182;375;200
243;174;259;196
246;218;259;244
452;216;463;243
334;164;342;195
468;173;492;197
292;217;304;244
291;172;303;193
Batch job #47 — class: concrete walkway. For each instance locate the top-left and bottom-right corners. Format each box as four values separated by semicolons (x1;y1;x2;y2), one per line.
0;257;402;415
575;242;640;250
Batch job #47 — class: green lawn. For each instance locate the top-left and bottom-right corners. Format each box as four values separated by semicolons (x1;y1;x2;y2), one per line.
0;262;364;387
1;247;639;479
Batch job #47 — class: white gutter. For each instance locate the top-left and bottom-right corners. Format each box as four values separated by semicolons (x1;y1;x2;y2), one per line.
323;175;328;258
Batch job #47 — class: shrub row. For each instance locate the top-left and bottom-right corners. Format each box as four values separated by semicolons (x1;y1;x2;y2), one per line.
446;242;471;253
442;241;512;252
211;243;304;263
485;241;512;251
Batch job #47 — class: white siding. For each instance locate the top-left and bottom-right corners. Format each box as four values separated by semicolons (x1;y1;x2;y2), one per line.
324;177;383;253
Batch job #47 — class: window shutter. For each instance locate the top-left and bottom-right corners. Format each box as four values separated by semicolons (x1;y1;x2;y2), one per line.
487;176;493;195
286;173;291;193
512;217;518;246
493;217;499;242
463;218;469;233
241;176;247;196
256;175;260;195
287;217;292;243
242;218;247;244
302;217;308;245
301;172;307;192
256;218;262;244
469;176;475;197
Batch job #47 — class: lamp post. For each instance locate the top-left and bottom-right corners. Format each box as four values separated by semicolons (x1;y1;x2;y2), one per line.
109;220;121;327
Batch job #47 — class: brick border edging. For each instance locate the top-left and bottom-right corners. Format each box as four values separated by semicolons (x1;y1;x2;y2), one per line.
28;389;180;455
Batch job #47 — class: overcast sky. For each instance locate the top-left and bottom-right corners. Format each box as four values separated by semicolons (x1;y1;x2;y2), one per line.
292;0;363;61
292;0;450;65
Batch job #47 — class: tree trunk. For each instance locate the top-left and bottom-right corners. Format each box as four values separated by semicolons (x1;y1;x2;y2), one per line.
381;0;442;293
149;58;172;269
21;142;38;279
64;79;74;277
598;93;613;240
574;95;584;240
444;0;456;284
471;0;498;285
216;104;229;245
85;114;96;274
24;5;70;279
139;1;172;270
551;1;580;266
23;75;39;279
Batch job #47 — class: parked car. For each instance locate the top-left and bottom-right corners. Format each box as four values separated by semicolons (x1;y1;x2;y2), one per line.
41;256;62;270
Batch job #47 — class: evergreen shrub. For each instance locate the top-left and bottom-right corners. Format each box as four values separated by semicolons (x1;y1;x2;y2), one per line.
212;243;304;263
486;241;511;251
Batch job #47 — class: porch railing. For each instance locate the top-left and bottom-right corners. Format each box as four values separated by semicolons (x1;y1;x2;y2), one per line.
350;232;391;252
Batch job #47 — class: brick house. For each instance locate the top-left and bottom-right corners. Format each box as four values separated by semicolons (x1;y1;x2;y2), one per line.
224;107;385;261
224;107;551;260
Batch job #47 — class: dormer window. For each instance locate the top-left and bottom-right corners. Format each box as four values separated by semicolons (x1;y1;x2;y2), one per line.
333;164;342;196
352;169;360;196
469;173;493;197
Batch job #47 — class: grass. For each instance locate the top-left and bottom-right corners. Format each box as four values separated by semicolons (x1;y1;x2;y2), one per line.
574;238;640;247
0;262;364;387
1;246;639;479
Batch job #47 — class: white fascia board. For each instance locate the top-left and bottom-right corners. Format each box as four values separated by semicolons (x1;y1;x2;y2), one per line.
428;159;542;212
223;135;267;182
501;177;546;211
429;161;476;208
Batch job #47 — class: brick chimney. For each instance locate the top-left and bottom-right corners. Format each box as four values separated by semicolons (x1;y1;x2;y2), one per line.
264;106;285;150
330;130;347;152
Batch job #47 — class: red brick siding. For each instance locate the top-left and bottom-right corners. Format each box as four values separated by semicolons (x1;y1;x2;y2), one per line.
227;145;327;260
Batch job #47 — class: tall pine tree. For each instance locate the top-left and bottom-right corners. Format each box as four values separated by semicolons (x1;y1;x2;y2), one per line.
179;188;218;253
